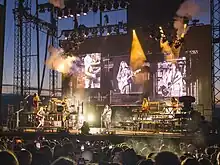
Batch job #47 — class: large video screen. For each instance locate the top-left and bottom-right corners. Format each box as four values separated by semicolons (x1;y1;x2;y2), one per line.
77;53;101;89
109;55;143;94
157;57;186;97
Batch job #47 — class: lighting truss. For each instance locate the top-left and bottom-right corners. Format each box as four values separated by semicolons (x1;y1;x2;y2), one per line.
211;0;220;109
13;8;57;35
39;0;129;19
59;23;127;51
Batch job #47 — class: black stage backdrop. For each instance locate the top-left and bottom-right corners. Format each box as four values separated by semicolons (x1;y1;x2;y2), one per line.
63;25;212;115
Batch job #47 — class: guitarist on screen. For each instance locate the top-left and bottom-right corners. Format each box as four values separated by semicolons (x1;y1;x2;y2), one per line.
117;61;141;94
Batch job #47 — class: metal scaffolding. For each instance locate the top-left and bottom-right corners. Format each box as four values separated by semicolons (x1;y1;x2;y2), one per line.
13;0;32;96
13;0;58;97
211;0;220;110
49;10;59;96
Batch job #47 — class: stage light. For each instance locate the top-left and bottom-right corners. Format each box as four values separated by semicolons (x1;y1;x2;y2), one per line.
58;10;62;19
106;2;112;10
63;31;69;39
87;114;95;122
83;4;89;15
63;8;69;18
76;8;81;16
113;1;119;9
107;26;112;35
99;3;105;12
92;3;98;12
68;8;74;17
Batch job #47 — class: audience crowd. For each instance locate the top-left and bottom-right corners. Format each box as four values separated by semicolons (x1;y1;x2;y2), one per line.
0;135;220;165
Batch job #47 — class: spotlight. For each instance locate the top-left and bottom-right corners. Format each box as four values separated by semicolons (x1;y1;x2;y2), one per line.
76;7;81;16
107;27;112;35
58;10;62;19
63;31;70;39
92;3;98;12
83;4;89;15
63;8;68;18
85;29;89;36
113;1;119;9
68;8;74;17
106;2;112;10
87;114;95;122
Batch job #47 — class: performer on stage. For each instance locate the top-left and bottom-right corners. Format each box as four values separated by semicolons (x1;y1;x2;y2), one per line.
171;97;179;112
117;61;133;94
101;105;112;131
84;53;101;88
62;97;70;128
33;93;40;113
36;107;47;128
142;98;149;111
160;63;183;97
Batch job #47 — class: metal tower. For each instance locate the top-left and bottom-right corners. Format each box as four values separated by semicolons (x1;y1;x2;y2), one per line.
211;0;220;111
13;0;32;96
49;10;59;96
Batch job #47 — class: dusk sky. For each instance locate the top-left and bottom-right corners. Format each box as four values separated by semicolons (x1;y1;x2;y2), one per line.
0;0;210;92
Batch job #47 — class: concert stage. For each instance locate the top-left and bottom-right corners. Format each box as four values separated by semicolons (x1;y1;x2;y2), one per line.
0;128;203;145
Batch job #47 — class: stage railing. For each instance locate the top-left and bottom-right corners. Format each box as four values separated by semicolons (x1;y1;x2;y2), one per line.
8;112;79;130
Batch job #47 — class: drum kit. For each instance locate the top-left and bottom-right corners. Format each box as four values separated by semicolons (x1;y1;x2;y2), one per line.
35;98;79;129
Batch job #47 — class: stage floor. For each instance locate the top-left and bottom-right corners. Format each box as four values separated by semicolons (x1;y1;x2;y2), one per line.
0;127;198;143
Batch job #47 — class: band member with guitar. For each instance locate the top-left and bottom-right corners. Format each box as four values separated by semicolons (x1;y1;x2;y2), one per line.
160;63;183;97
171;97;179;112
36;107;47;128
101;105;112;131
117;61;141;94
62;97;70;128
84;53;101;88
33;93;40;113
142;98;149;111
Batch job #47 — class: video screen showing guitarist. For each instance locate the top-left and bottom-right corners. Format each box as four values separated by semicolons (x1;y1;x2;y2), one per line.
158;62;185;97
116;61;133;94
116;61;141;94
84;53;101;88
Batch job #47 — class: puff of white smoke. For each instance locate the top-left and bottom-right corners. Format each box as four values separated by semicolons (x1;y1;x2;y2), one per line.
174;0;201;39
47;46;77;74
48;0;65;9
176;0;200;19
173;17;189;39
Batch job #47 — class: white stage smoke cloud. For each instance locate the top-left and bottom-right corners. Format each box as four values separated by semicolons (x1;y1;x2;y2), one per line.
174;0;203;38
46;46;78;74
48;0;65;9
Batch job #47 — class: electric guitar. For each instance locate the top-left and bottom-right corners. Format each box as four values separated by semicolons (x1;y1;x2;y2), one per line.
118;69;141;93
